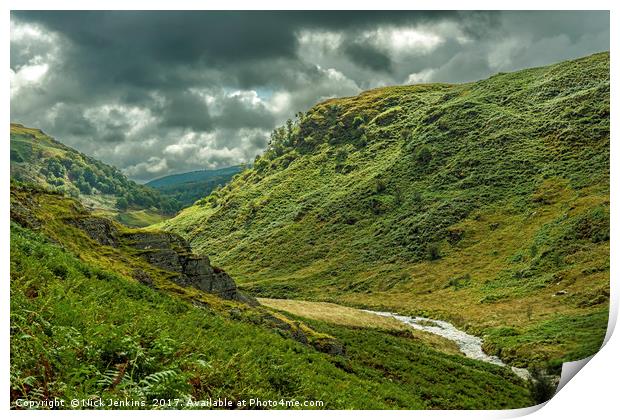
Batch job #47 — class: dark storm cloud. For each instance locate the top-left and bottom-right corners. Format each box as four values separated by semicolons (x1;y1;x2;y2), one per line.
10;11;609;181
159;91;212;132
49;104;96;137
343;42;392;73
213;95;276;130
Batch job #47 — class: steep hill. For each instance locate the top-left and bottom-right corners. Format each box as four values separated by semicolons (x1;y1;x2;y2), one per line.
161;52;610;367
10;124;176;226
146;166;244;211
10;184;533;409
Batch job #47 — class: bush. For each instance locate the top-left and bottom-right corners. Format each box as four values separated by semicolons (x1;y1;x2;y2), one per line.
416;146;432;165
352;115;365;129
425;243;441;261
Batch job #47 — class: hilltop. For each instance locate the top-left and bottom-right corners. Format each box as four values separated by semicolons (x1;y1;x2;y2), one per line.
161;52;610;367
10;123;176;226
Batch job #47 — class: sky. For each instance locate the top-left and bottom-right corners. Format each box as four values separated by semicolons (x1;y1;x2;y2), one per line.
10;11;609;182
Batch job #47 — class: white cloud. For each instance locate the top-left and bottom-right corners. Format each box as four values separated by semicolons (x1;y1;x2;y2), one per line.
10;63;49;98
124;156;169;177
373;27;444;53
405;69;435;85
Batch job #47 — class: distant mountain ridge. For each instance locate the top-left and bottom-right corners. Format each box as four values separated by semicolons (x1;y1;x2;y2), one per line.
146;165;244;210
147;166;244;188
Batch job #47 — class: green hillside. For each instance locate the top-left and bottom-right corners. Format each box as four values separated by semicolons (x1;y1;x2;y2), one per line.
161;52;610;367
10;124;175;226
146;166;244;211
10;184;533;409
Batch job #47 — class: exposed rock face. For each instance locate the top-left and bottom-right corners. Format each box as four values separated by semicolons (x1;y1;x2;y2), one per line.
72;216;256;304
132;269;154;287
67;217;119;247
10;187;43;229
123;231;240;300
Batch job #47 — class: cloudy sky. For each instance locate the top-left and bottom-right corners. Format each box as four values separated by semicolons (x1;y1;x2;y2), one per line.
10;11;609;182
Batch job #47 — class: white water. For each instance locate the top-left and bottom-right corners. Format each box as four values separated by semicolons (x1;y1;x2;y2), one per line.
364;310;530;380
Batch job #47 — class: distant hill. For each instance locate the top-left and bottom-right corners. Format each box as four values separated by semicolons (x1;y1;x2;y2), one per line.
162;52;610;367
146;165;244;210
10;123;176;226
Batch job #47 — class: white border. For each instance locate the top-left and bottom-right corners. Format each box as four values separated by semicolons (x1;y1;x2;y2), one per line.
3;2;617;419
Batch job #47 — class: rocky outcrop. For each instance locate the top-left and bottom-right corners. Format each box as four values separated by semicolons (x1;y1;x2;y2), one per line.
10;186;44;229
10;185;256;305
71;216;256;304
122;231;242;301
67;217;119;247
259;312;346;356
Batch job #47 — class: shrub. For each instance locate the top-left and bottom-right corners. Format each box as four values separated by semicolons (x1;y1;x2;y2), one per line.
375;179;387;193
425;243;441;261
416;146;432;165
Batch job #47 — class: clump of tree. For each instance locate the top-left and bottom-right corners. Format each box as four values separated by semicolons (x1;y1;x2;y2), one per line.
39;152;178;214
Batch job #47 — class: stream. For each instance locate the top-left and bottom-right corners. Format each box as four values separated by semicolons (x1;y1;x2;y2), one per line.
364;310;531;381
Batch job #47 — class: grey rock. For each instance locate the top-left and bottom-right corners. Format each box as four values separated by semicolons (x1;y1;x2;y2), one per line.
68;215;251;303
132;269;154;287
68;216;118;247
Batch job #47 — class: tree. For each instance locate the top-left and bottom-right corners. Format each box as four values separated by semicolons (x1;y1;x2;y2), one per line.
83;167;98;186
75;176;92;194
45;157;66;178
285;118;294;146
529;367;557;404
116;197;129;210
68;166;84;181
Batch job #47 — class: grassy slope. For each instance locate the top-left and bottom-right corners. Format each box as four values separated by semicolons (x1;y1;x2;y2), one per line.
161;52;610;367
10;124;170;227
10;188;533;409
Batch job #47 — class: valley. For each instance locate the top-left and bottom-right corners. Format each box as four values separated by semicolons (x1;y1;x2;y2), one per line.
9;52;609;409
161;52;610;369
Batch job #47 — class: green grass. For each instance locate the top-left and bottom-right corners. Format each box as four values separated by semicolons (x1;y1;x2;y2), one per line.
10;222;533;409
482;310;608;368
161;52;610;367
114;209;167;228
258;298;461;355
